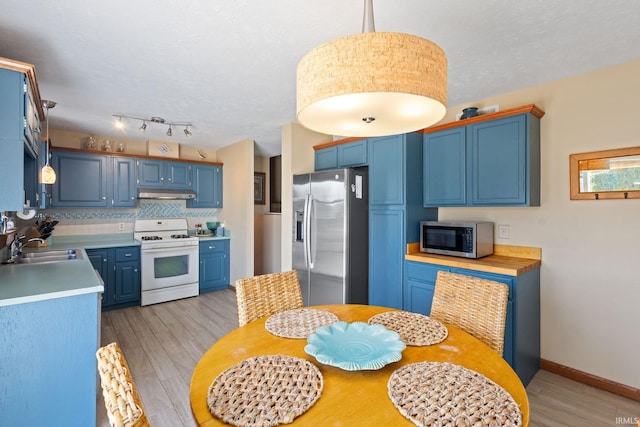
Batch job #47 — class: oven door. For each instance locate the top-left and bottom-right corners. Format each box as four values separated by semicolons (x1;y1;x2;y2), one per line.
140;245;199;291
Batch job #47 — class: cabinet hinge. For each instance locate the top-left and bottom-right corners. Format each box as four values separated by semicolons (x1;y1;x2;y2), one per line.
23;82;28;93
23;118;27;129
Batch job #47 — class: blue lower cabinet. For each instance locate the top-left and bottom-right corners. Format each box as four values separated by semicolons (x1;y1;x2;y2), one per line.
403;260;540;386
88;246;141;311
0;292;99;426
199;239;230;292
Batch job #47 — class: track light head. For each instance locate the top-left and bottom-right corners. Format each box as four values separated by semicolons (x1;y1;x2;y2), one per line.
184;127;192;138
115;116;124;129
139;121;147;132
166;126;173;137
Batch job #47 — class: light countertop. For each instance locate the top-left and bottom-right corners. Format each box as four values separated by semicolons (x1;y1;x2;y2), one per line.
0;234;141;307
405;244;541;276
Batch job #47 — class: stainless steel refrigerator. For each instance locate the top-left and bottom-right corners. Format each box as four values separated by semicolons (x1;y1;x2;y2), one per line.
293;168;368;306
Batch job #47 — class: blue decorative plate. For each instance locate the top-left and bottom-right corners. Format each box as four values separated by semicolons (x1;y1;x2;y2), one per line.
304;321;406;371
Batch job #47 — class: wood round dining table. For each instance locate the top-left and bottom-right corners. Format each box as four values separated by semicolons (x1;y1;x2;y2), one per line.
190;304;529;426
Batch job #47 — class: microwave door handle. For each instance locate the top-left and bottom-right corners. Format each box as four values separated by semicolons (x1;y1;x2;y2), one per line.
306;195;314;269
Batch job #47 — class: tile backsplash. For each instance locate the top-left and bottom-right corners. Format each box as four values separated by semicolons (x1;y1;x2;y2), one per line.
14;200;219;236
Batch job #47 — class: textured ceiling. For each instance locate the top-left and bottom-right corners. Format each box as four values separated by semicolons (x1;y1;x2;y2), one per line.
1;1;639;157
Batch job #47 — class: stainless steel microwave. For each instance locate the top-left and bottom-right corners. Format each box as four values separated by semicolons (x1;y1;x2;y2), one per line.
420;221;494;259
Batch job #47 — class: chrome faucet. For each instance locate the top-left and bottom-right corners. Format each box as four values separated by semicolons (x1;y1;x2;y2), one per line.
9;235;45;262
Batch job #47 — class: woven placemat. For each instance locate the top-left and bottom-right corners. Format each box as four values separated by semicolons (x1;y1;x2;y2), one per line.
388;362;522;427
265;308;339;339
368;311;448;346
207;355;323;427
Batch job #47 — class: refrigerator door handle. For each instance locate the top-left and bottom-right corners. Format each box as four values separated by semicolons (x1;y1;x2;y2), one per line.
306;194;314;269
302;194;310;268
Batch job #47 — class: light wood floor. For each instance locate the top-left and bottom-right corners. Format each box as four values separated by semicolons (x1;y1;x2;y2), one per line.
97;289;640;426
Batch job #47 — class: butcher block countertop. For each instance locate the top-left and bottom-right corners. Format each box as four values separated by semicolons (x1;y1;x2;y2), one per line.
405;244;541;276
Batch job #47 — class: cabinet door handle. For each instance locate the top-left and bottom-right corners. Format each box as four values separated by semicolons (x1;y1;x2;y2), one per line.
103;259;108;263
124;253;132;257
134;269;138;273
209;245;216;249
131;196;135;200
102;196;107;200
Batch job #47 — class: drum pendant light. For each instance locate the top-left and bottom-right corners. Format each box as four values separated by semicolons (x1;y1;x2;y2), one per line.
40;100;57;184
296;0;447;137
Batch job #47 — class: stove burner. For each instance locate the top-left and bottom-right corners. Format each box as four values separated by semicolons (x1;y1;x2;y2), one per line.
141;236;163;241
171;234;191;239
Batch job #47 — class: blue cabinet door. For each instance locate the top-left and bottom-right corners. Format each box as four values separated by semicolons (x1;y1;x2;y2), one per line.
199;240;230;292
423;128;466;206
166;161;192;189
187;164;223;208
338;139;368;167
137;159;164;187
470;115;528;205
115;262;140;303
112;157;136;207
315;147;338;171
369;135;405;206
51;151;109;207
404;261;450;315
87;249;112;308
369;208;404;308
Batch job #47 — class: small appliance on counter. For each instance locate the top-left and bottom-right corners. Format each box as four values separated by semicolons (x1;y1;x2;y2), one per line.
420;221;494;259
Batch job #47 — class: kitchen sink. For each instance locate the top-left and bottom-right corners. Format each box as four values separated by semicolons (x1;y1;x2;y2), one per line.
17;249;83;264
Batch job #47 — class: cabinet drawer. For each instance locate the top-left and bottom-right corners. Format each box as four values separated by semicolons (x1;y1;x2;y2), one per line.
115;247;140;262
199;240;227;254
406;261;450;282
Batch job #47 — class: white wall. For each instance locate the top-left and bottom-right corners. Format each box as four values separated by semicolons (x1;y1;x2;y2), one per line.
217;139;255;285
438;59;640;389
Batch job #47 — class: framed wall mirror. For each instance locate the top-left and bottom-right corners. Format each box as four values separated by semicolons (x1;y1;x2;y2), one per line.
569;146;640;200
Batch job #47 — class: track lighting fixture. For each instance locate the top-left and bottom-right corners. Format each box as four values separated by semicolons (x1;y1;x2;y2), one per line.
112;114;193;138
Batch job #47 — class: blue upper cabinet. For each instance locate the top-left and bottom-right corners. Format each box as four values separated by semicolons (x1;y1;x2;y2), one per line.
338;139;367;167
137;159;192;189
166;161;192;188
112;157;136;207
315;139;368;171
369;135;406;206
0;64;43;211
51;151;109;207
423;105;543;207
187;164;223;208
315;146;338;171
423;127;467;206
50;150;136;208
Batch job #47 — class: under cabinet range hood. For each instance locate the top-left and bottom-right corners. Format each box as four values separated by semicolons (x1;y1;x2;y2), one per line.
137;188;196;200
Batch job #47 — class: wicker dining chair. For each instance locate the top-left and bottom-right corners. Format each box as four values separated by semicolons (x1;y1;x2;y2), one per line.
430;270;509;355
235;270;304;327
96;342;150;427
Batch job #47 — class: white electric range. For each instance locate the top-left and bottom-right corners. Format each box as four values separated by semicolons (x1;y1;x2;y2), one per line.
134;218;199;306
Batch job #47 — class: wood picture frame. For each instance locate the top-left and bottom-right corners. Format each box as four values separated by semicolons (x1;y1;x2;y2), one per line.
569;146;640;200
254;172;266;204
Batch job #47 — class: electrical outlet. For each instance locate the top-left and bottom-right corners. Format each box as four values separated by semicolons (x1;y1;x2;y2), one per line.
118;223;126;231
498;225;510;239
